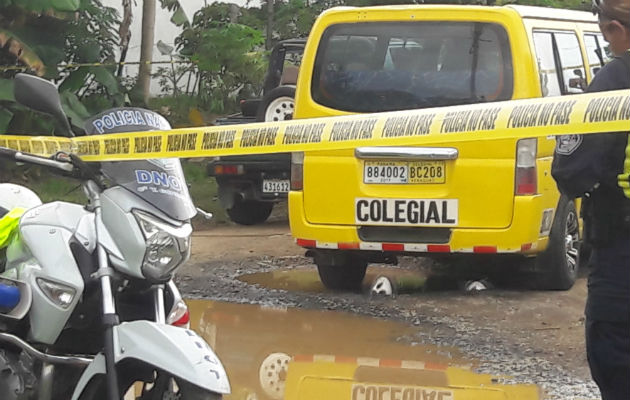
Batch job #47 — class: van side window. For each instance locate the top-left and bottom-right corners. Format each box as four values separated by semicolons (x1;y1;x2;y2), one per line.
533;32;562;97
555;33;586;93
583;33;612;78
533;31;587;96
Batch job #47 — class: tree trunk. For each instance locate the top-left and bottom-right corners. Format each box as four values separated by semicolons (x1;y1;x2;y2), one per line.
118;0;133;77
139;0;156;105
265;0;274;50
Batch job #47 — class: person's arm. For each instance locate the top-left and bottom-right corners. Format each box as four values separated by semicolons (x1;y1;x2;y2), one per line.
551;59;629;198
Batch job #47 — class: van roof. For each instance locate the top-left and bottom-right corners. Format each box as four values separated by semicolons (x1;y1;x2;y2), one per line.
323;4;597;23
507;4;597;23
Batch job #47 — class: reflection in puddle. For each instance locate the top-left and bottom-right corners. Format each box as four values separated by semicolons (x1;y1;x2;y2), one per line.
238;266;427;294
188;300;540;400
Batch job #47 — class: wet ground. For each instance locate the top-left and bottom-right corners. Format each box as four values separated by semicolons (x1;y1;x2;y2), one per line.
188;299;539;400
238;266;426;294
178;221;599;399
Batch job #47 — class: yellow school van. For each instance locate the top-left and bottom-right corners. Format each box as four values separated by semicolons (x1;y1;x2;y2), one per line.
288;5;611;290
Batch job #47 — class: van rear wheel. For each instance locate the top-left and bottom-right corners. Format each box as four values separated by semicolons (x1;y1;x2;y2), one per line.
316;259;367;291
534;196;581;290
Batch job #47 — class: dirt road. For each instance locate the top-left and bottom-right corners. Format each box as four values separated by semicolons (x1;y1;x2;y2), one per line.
179;221;597;399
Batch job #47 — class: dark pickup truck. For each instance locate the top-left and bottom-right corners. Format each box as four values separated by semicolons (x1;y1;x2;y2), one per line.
207;39;305;225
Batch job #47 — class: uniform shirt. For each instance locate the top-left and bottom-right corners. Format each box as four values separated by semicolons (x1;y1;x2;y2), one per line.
552;56;630;322
552;57;630;198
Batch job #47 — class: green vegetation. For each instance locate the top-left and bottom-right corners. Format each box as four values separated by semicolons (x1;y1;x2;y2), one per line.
181;161;229;224
25;177;86;205
0;0;125;135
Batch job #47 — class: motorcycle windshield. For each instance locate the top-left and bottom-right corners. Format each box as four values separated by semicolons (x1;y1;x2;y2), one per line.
84;108;197;221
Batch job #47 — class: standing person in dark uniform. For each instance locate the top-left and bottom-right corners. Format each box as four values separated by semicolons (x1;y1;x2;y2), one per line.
551;0;630;399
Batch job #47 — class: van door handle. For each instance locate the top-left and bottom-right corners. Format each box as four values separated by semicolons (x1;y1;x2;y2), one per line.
355;147;458;160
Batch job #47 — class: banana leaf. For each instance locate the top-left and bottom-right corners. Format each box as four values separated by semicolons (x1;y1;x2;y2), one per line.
0;79;15;102
59;67;89;93
0;29;46;76
51;0;80;12
60;91;90;128
89;66;119;95
0;109;14;134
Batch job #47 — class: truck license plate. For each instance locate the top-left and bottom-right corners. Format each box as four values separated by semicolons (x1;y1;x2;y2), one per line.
263;179;290;193
363;161;445;184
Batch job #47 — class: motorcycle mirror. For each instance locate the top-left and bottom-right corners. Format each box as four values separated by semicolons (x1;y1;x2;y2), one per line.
196;207;213;220
14;73;74;137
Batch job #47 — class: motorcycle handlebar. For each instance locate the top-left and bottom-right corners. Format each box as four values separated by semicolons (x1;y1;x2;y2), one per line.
0;146;19;159
0;146;95;179
0;147;74;172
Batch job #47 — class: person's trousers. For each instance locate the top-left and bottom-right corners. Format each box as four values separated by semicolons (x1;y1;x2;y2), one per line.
585;319;630;400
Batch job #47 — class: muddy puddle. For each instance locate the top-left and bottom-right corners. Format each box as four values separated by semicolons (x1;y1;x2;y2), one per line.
237;266;428;294
188;299;540;400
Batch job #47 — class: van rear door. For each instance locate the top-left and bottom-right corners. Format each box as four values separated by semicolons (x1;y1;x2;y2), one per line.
302;21;517;230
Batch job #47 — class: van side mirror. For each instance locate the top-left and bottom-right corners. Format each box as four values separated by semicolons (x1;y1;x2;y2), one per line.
14;73;74;137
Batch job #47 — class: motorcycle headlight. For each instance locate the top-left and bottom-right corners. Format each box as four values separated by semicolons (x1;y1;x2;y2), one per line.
133;210;192;282
36;278;76;309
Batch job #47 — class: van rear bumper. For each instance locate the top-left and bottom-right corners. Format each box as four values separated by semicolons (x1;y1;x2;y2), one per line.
289;192;552;255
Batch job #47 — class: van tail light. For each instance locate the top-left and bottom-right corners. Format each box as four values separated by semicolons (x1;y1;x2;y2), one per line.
167;299;190;328
291;152;304;191
515;138;537;195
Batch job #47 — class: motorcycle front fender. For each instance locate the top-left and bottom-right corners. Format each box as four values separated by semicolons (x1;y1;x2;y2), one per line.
71;321;230;400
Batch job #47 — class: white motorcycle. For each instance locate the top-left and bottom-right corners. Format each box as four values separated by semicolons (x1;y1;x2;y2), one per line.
0;74;230;400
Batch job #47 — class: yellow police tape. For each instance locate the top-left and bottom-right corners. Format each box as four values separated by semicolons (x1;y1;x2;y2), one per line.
0;89;628;162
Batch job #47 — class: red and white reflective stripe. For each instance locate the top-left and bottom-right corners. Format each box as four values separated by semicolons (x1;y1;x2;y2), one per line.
296;239;534;254
291;354;450;371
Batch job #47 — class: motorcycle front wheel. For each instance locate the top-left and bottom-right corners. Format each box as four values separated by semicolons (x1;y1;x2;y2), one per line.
136;371;222;400
78;369;222;400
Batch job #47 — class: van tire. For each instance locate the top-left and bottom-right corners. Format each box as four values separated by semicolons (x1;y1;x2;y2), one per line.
316;260;367;291
535;196;581;290
227;200;274;225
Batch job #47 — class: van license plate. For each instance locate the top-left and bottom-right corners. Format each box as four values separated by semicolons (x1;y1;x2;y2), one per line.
263;179;290;193
364;161;445;184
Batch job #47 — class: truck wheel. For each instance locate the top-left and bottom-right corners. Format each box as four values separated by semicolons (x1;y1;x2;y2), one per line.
256;86;296;122
227;200;274;225
316;259;367;291
535;196;581;290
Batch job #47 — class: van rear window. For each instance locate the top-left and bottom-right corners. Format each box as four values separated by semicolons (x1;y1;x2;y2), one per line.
311;22;513;113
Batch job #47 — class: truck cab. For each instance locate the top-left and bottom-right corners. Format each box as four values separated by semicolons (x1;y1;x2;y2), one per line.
208;39;305;225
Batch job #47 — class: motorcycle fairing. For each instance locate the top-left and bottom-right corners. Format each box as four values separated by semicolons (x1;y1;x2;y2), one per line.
71;320;231;400
84;107;197;221
12;202;88;344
